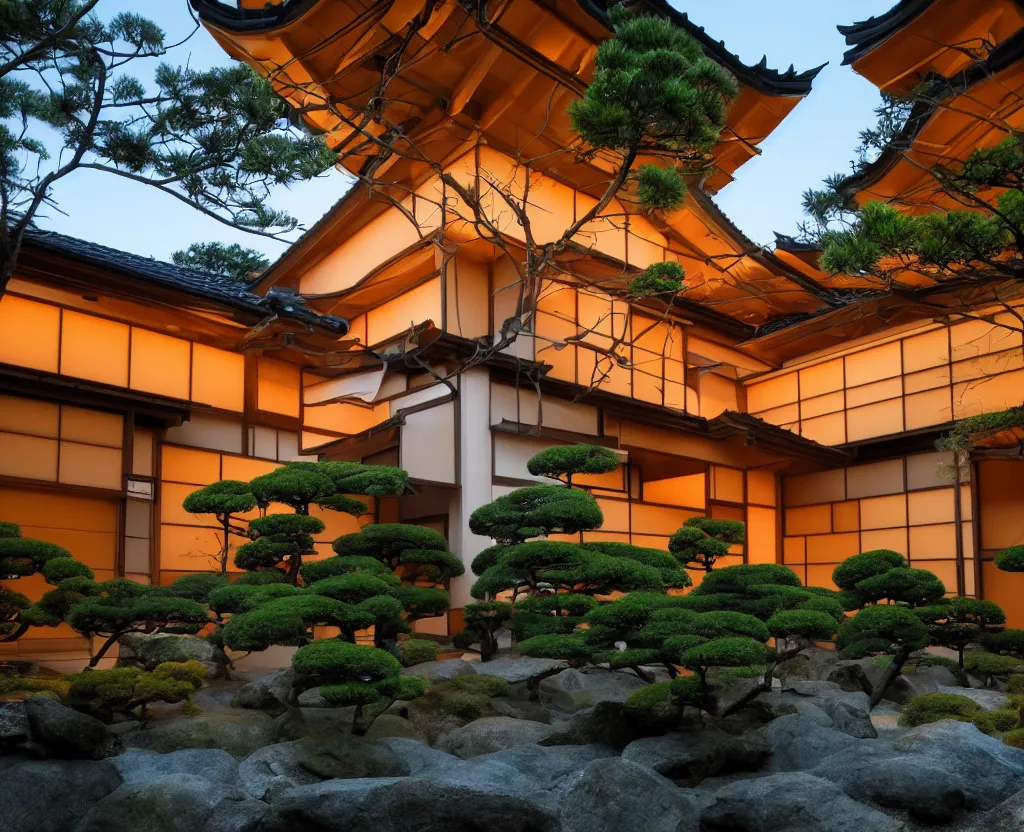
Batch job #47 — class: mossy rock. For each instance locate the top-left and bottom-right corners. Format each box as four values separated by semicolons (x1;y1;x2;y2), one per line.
124;712;276;758
899;693;980;728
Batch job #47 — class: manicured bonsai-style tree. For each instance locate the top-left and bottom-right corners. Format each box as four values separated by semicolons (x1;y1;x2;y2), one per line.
454;601;513;662
669;516;745;574
65;580;209;667
182;481;257;574
915;598;1006;671
0;523;94;642
526;444;621;487
67;660;207;721
837;604;929;707
238;460;409;584
290;639;427;734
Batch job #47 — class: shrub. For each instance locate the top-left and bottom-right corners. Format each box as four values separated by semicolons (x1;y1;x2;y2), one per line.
837;604;928;660
1006;674;1024;694
981;628;1024;657
973;709;1019;735
995;545;1024;572
66;660;205;721
525;444;621;485
292;640;404;707
963;651;1022;678
668;517;744;573
899;693;980;727
400;639;440;667
413;674;510;722
767;609;839;642
833;550;907;591
626;681;671;711
1004;728;1024;748
518;633;591;662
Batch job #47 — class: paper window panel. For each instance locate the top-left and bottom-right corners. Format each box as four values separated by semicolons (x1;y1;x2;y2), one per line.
162;482;211;526
963;560;976;597
746;506;777;565
806;564;839;591
902;329;950;373
960;485;973;521
783;536;806;565
747;373;798;413
800;391;844;419
699;374;738;420
913;559;958;593
953;370;1024;419
859;494;908;531
159;525;228;573
257;358;301;418
844;342;901;388
783;469;846;507
160;446;221;486
643;474;705;509
784;504;832;536
860;527;908;555
0;296;60;372
949;318;1019;361
583;531;631;544
909;523;958;560
979;461;1024;550
755;403;800;429
58;443;122;490
221;455;281;483
904;365;950;394
595;498;630;533
130;329;191;400
0;395;59;438
806;533;860;564
832;501;860;533
798;358;843;398
632;369;664;405
904;388;953;430
629;533;670;551
133;429;154;477
60;310;129;387
908;489;955;526
846;377;902;408
746;470;776;507
906;451;952;491
575;466;625;491
59;407;123;448
303;401;389;435
962;522;975;560
0;432;58;481
951;349;1024;384
800;412;846;446
983;561;1024;627
710;466;744;503
191;344;245;411
629;502;695;536
846;399;904;442
846;459;904;499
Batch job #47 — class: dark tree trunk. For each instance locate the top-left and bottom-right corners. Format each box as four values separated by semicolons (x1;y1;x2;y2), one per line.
869;646;913;708
90;631;124;668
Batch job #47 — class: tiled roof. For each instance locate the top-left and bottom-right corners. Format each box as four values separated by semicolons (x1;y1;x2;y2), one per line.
838;0;934;65
21;229;348;334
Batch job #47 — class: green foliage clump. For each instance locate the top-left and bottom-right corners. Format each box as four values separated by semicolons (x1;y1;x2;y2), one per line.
67;660;206;721
167;572;228;603
581;541;691;588
458;601;514;660
937;407;1024;454
635;166;687;212
626;680;671;711
182;480;256;517
981;628;1024;658
1005;674;1024;694
301;556;395;584
412;675;510;722
767;609;840;642
995;545;1024;573
469;485;603;544
525;444;620;485
833;550;907;592
0;522;20;539
668;516;744;573
899;692;980;727
399;639;439;667
517;633;591;662
629;261;685;299
973;709;1019;736
836;604;928;660
963;650;1022;679
915;598;1006;667
171;242;270;281
1004;728;1024;749
292;640;404;707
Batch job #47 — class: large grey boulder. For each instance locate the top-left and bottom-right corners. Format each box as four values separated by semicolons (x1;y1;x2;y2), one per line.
539;668;647;716
475;658;568;685
436;716;555;758
0;700;29;747
491;695;553;723
475;744;615;789
700;772;905;832
23;695;112;759
962;788;1024;831
401;658;477;683
782;681;876;739
545;698;679;748
111;748;240;786
257;777;560;832
272;705;356;740
621;728;770;785
810;744;967;823
893;719;1024;809
124;712;276;758
238;734;409;801
556;758;701;832
0;759;122;832
119;633;217;671
762;714;860;772
364;714;424;741
231;670;293;714
73;773;268;832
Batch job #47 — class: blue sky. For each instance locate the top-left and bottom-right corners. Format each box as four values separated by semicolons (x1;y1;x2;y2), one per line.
35;0;895;263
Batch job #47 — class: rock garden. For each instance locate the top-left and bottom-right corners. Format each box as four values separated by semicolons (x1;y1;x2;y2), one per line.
3;450;1024;831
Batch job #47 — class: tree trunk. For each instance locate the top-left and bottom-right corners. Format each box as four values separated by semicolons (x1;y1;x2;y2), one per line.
1;623;29;643
220;518;231;575
869;646;913;708
352;703;369;736
90;631;123;668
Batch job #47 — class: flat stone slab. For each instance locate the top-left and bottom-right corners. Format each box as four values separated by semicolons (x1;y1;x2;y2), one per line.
474;658;568;685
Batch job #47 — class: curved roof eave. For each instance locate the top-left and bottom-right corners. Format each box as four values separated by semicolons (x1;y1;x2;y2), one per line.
191;0;825;97
837;0;934;66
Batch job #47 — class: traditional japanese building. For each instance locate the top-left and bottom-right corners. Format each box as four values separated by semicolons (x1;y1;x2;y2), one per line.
2;0;1023;667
